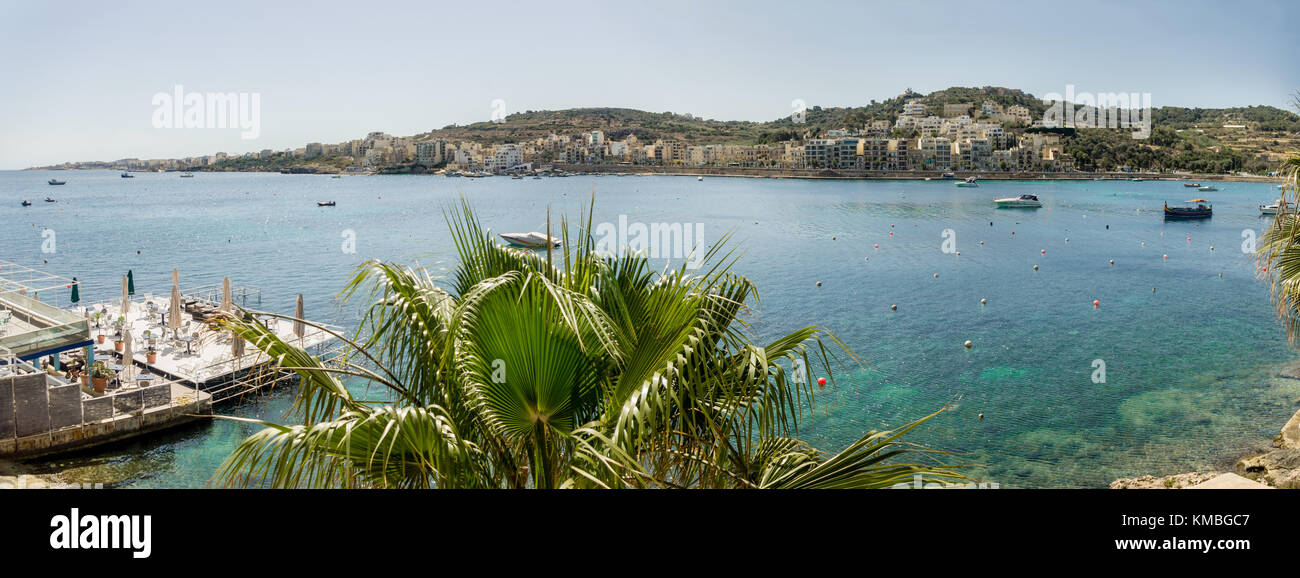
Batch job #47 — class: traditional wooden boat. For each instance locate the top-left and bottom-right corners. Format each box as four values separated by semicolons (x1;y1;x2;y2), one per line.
1164;199;1211;218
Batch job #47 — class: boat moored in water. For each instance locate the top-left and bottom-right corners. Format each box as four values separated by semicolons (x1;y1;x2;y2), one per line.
1197;185;1218;192
995;194;1042;208
955;176;979;187
1260;200;1291;215
180;172;194;178
1164;199;1212;218
20;199;32;206
499;231;561;248
44;197;56;203
47;179;65;185
1183;182;1201;187
317;201;336;207
120;172;134;178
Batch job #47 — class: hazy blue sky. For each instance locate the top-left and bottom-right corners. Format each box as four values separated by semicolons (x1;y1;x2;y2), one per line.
1;0;1296;169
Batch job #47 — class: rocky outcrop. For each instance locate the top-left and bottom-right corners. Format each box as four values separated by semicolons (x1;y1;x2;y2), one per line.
1112;408;1300;489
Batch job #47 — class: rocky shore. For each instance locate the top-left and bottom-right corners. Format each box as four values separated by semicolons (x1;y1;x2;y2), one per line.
1111;405;1300;489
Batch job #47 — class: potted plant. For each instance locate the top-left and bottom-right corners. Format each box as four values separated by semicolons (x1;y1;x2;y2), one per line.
113;330;124;352
146;345;157;364
89;361;111;393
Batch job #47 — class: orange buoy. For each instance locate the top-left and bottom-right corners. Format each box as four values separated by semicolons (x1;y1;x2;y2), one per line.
817;377;827;387
1093;300;1100;308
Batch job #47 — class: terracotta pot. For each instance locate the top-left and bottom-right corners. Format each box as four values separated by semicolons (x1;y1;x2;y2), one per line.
114;341;123;352
92;377;106;393
146;352;157;363
97;334;106;344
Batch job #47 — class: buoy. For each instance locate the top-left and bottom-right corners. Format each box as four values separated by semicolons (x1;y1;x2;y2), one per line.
817;377;826;387
832;236;836;241
955;251;960;256
891;304;897;310
1163;254;1168;260
1093;300;1100;308
964;340;972;349
1141;242;1145;247
1041;249;1046;254
979;241;984;245
1153;287;1157;293
1187;237;1191;242
1210;246;1214;251
978;413;984;420
816;281;822;287
874;244;878;249
980;298;987;305
933;273;939;278
889;232;893;236
1033;265;1039;271
1219;273;1223;278
1109;259;1115;265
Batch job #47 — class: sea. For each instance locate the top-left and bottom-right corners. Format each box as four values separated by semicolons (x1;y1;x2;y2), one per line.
2;169;1296;488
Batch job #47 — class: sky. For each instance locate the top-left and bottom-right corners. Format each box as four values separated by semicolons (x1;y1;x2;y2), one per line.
0;0;1296;169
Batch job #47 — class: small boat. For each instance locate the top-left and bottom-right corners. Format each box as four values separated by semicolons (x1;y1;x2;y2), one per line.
44;197;57;203
1164;199;1212;219
180;172;194;178
698;176;704;181
955;177;979;188
120;172;134;178
317;201;336;207
995;194;1042;208
1183;182;1201;187
331;175;342;179
499;231;561;248
1261;200;1291;215
47;179;65;185
512;175;523;180
20;199;31;206
940;172;956;180
1197;185;1217;192
532;175;543;180
1131;177;1144;182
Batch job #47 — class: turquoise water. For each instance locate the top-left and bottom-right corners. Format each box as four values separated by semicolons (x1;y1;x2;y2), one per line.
3;170;1296;488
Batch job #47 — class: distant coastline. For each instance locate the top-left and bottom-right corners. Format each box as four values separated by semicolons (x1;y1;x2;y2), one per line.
23;165;1284;184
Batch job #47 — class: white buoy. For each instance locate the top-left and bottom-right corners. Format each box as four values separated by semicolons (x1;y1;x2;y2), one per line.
891;304;897;310
980;298;987;305
1033;265;1039;271
964;340;972;349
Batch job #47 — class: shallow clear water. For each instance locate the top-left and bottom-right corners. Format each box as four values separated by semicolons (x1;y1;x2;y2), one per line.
3;170;1296;488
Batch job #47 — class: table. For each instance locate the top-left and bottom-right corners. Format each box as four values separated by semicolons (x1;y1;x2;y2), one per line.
177;336;196;355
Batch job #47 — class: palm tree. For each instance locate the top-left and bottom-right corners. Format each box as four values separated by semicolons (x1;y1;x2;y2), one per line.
214;199;965;489
1257;155;1300;342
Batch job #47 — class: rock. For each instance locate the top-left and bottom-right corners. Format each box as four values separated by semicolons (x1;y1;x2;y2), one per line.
1186;473;1272;489
1109;472;1220;489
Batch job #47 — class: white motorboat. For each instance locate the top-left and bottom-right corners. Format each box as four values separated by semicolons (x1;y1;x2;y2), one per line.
994;194;1043;208
1197;185;1217;192
955;177;979;188
1261;200;1291;215
499;231;561;248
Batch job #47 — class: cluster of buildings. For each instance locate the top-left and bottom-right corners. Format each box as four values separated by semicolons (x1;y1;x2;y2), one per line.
413;99;1070;173
68;99;1073;174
